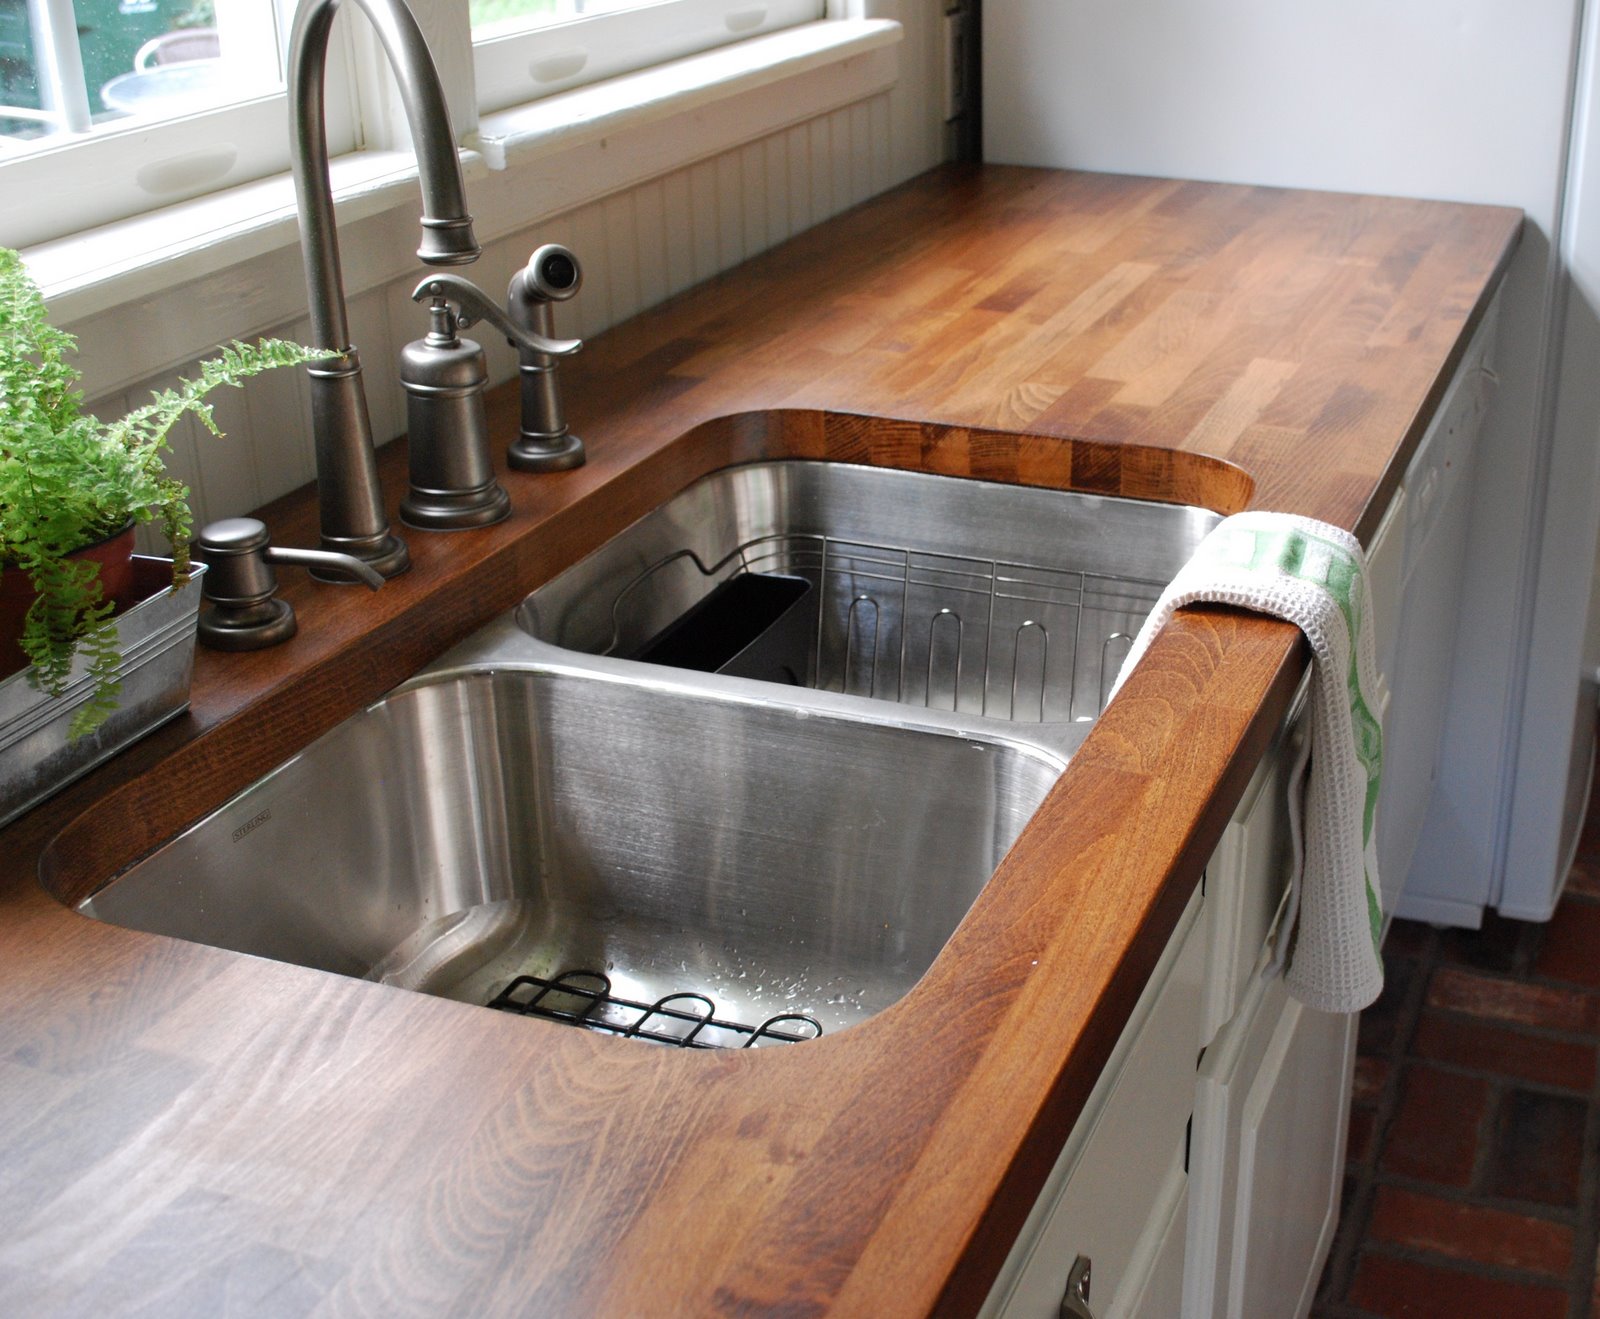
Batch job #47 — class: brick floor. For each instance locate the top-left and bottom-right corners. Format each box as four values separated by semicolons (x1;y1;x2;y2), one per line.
1312;846;1600;1318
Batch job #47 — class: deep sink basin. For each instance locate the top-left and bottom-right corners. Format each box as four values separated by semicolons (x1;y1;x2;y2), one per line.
73;459;1221;1046
80;663;1063;1041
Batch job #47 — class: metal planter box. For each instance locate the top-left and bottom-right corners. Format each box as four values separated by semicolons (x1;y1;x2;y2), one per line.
0;556;205;828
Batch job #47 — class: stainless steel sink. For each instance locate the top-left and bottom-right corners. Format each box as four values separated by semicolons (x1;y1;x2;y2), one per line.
71;459;1220;1046
78;657;1065;1042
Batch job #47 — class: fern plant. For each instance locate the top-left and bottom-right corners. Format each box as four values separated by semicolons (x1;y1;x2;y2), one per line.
0;248;325;735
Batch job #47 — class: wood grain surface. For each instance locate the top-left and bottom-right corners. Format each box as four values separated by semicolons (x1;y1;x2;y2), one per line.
0;165;1519;1316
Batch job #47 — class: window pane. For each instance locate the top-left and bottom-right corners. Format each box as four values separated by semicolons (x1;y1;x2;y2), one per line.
471;0;827;114
469;0;560;29
0;0;283;152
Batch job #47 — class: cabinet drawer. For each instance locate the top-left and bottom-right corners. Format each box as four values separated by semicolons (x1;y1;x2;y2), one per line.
983;889;1206;1319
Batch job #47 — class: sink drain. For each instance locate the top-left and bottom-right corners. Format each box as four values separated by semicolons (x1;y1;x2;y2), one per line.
487;970;823;1049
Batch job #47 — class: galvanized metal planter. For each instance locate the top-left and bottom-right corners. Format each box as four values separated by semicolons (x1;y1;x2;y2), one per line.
0;556;206;828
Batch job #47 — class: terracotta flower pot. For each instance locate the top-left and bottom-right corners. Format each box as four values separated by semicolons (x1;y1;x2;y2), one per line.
0;524;138;681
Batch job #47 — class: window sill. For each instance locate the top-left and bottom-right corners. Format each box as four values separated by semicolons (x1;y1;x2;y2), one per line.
25;17;900;381
474;18;901;172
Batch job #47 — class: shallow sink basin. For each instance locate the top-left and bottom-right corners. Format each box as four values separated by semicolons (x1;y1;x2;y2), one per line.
72;458;1221;1047
522;461;1220;738
79;661;1064;1042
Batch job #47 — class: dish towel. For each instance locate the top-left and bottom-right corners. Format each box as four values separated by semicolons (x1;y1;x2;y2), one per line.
1108;511;1385;1014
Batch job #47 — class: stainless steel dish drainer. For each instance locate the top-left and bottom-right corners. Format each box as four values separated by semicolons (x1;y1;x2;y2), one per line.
603;531;1166;725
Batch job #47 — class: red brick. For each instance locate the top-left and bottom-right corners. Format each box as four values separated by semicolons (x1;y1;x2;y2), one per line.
1349;1253;1567;1319
1483;1088;1587;1207
1379;1066;1488;1189
1427;966;1600;1034
1412;1010;1597;1090
1367;1186;1574;1277
1534;897;1600;989
1352;1054;1390;1103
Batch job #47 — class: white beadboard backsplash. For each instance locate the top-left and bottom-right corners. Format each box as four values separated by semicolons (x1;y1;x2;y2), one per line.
103;88;930;553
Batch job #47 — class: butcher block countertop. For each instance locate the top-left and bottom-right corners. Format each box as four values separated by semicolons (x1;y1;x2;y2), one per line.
0;165;1520;1315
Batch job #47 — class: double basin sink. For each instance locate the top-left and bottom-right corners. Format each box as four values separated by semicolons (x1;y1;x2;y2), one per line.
73;457;1221;1047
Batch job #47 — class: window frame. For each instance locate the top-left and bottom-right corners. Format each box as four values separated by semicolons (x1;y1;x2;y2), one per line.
0;0;361;250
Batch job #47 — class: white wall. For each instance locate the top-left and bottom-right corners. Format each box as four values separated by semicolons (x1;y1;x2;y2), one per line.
984;0;1592;923
985;0;1577;209
66;3;947;540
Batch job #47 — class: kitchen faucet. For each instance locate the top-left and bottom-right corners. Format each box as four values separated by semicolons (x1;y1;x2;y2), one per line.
288;0;481;579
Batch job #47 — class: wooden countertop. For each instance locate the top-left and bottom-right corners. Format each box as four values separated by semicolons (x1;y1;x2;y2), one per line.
0;165;1519;1315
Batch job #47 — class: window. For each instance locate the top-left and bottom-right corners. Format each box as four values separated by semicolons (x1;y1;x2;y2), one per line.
2;0;281;136
1;0;830;251
470;0;825;115
0;0;355;248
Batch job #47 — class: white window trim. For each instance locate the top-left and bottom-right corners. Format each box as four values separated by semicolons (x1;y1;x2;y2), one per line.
26;16;900;401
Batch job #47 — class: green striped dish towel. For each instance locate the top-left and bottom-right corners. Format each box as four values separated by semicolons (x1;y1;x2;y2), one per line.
1109;511;1384;1014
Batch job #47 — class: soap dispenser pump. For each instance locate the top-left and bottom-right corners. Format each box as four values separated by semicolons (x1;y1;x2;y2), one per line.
398;292;511;531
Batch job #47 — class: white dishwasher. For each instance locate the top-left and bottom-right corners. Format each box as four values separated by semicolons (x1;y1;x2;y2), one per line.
1383;302;1501;925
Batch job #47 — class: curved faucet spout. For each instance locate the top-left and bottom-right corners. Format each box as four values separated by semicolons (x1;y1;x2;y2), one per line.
288;0;483;577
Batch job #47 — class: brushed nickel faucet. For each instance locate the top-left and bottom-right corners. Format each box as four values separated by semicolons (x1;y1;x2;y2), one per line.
288;0;481;580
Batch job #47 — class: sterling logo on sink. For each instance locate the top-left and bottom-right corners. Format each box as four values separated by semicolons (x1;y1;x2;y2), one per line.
231;809;273;844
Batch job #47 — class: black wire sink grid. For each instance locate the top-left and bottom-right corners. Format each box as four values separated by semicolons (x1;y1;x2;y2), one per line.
487;970;825;1049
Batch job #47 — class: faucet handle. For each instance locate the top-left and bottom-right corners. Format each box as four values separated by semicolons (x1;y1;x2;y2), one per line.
196;517;382;651
411;274;581;359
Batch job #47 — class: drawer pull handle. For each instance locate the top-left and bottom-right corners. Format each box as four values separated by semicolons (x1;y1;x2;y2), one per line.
1059;1255;1095;1319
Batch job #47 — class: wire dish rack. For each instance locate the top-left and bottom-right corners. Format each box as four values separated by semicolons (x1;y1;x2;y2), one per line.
605;532;1166;725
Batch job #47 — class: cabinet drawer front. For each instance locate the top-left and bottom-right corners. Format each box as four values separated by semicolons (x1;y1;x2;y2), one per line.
983;890;1206;1318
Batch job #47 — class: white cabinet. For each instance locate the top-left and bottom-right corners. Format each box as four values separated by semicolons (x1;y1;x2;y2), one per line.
1183;961;1357;1319
984;684;1371;1317
1181;690;1357;1319
980;891;1207;1319
982;720;1367;1319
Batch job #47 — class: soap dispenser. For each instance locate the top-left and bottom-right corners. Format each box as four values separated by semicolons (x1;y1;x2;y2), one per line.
398;292;511;530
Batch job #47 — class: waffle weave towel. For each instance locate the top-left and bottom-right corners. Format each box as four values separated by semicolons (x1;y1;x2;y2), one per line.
1109;511;1385;1014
